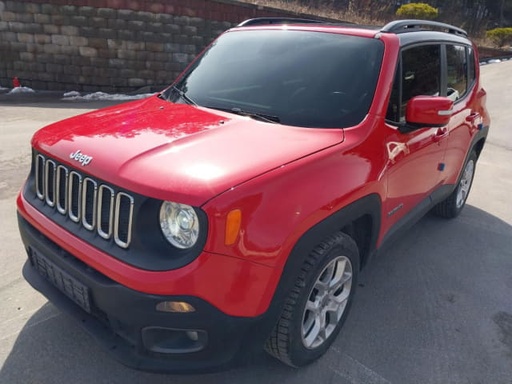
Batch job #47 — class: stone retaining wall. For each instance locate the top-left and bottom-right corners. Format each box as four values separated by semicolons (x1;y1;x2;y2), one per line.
0;0;313;92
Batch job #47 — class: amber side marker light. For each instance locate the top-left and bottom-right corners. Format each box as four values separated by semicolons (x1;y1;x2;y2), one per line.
225;209;242;245
156;301;196;313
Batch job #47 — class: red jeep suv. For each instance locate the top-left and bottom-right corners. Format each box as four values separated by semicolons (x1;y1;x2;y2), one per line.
17;18;489;372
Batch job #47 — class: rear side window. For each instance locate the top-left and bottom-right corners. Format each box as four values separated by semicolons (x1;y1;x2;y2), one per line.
446;45;468;100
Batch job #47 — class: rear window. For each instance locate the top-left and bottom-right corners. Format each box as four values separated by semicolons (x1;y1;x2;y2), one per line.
168;29;384;128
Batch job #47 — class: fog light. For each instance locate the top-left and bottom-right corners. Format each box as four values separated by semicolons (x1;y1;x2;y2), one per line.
142;327;207;354
156;301;196;313
186;330;199;341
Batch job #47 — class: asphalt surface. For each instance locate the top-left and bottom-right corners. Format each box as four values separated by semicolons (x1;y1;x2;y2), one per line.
0;61;511;384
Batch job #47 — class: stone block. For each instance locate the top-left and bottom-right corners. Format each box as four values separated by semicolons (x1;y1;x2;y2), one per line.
43;25;59;34
120;68;137;78
154;52;169;62
146;42;163;52
35;53;53;64
88;37;108;49
51;34;70;46
145;61;165;71
117;49;137;60
52;14;70;26
175;16;191;26
90;57;108;67
61;25;79;36
8;21;24;33
78;6;96;17
98;48;116;59
183;26;197;35
107;39;124;50
98;28;117;39
81;27;98;38
0;21;7;31
17;33;34;44
118;30;136;40
181;44;196;54
1;11;16;22
34;33;52;44
107;18;126;30
117;9;136;21
146;22;163;33
54;54;71;65
20;52;35;61
69;36;88;47
46;63;63;74
61;5;77;15
163;23;180;34
41;4;55;15
71;16;88;27
90;17;107;28
128;78;146;87
27;62;46;73
25;23;43;34
25;3;41;13
63;65;81;75
126;41;144;50
61;46;79;56
79;46;98;57
172;52;188;63
128;20;145;30
1;31;16;42
16;13;34;23
108;58;125;68
191;36;204;46
137;11;155;23
34;14;51;24
98;8;116;19
173;34;191;45
72;56;90;66
155;14;173;24
44;44;61;54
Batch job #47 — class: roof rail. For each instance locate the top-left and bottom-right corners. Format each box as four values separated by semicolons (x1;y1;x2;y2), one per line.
237;17;325;27
381;19;467;37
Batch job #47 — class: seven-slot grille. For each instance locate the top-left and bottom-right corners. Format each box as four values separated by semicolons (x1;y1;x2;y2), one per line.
34;153;134;249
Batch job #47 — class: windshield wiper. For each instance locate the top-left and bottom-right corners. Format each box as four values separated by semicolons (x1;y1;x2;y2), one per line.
206;106;280;124
169;85;197;106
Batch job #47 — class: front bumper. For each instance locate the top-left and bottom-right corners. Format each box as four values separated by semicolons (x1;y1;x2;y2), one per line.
19;214;272;373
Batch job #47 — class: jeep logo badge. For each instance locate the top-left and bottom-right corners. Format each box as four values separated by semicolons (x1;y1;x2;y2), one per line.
69;150;93;166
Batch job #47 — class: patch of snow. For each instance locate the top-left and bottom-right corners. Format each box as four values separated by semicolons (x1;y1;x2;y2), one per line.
8;86;35;94
488;59;502;64
0;85;9;90
62;91;155;101
63;91;81;98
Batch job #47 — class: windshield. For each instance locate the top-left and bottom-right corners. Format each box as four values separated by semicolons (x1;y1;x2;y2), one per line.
163;29;384;128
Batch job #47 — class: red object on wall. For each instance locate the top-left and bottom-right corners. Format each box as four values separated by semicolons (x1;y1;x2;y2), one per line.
12;77;21;88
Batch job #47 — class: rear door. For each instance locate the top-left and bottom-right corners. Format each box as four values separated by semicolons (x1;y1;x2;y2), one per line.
441;44;481;185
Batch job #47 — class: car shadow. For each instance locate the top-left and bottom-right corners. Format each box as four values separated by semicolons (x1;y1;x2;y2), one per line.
1;205;511;384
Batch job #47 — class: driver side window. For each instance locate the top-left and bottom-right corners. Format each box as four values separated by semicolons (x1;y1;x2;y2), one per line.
386;44;441;123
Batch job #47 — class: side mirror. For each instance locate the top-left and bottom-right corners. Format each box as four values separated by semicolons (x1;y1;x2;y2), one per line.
404;96;454;130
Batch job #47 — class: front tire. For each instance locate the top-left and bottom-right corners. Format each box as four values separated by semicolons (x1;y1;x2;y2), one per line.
433;151;477;219
265;232;359;367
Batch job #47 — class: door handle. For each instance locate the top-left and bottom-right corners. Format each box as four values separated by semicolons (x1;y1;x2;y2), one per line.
433;127;448;142
466;112;481;123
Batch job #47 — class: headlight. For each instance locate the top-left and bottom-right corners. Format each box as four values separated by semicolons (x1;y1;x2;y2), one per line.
159;201;200;249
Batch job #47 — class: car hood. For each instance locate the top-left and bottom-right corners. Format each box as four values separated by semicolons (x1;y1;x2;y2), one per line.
32;96;344;206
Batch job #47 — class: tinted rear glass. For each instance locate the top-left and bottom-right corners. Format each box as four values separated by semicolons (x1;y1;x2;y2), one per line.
169;29;384;128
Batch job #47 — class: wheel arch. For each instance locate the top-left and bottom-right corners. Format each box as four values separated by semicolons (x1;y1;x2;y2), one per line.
265;194;381;324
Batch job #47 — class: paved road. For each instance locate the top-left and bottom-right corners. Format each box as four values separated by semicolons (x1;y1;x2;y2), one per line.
0;62;511;384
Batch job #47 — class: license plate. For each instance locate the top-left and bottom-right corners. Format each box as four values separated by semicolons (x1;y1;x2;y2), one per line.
30;248;91;314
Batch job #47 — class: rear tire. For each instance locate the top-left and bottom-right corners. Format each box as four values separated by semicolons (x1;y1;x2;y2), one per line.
433;151;477;219
265;232;359;367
